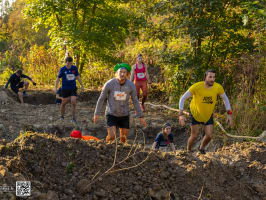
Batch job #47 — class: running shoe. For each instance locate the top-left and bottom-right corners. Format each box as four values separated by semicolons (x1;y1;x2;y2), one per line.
198;146;206;154
72;118;78;124
23;92;29;97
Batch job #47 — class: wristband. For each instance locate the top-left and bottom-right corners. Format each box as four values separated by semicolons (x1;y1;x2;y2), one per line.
227;110;232;115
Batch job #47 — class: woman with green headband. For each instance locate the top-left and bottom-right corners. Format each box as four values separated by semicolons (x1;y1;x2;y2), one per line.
94;63;146;143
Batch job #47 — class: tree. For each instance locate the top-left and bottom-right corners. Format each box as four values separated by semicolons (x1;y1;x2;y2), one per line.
24;0;139;74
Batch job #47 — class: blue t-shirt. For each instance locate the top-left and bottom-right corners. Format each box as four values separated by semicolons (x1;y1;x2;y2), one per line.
58;65;79;90
154;133;174;149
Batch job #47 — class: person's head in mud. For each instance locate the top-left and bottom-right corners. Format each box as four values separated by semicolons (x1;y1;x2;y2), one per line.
151;122;175;151
162;122;172;140
204;69;216;87
65;56;73;68
15;69;23;77
137;54;143;64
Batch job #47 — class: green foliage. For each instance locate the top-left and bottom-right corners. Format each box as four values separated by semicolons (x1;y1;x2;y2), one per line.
0;0;264;138
24;0;141;72
0;0;50;73
22;45;61;86
81;62;114;89
0;67;13;85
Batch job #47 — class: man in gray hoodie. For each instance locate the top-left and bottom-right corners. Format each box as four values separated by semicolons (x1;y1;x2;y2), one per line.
94;63;146;143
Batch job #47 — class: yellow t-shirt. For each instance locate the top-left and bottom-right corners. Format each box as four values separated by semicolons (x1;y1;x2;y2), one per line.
189;81;224;123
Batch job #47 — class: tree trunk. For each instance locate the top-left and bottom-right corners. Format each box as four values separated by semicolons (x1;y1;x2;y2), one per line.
79;53;87;76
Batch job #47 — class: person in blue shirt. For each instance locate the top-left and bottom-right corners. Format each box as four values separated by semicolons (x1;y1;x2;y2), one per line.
5;69;36;104
54;56;84;123
151;123;175;151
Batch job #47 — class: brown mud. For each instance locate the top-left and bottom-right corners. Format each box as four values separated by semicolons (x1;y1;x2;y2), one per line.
0;87;265;200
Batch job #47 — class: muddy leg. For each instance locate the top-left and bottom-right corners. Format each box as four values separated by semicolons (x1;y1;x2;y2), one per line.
70;96;77;119
61;97;70;116
187;125;199;151
200;125;213;149
106;126;116;143
18;91;24;104
119;128;129;143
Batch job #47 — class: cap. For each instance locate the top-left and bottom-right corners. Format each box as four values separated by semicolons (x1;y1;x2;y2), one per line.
114;63;131;72
70;130;82;138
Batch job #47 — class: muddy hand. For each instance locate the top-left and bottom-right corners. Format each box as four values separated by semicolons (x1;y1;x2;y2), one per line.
226;115;233;127
93;115;99;124
140;117;147;127
179;115;186;126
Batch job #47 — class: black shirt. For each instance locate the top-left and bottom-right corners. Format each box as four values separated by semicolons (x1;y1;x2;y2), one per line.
6;73;31;87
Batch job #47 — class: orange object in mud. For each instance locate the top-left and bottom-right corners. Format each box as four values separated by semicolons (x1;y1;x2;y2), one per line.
70;130;100;141
81;135;100;141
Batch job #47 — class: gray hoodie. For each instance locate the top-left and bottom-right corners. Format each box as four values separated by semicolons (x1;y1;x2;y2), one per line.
94;78;143;117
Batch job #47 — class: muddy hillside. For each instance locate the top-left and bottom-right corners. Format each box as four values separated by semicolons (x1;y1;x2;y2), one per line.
0;133;265;200
0;88;265;200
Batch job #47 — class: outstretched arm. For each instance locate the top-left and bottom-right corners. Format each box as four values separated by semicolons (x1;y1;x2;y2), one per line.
76;75;84;91
170;143;175;151
144;64;151;83
22;74;36;85
130;65;136;82
54;77;60;93
151;142;158;150
179;90;192;126
220;93;231;111
220;92;233;127
179;90;192;114
94;83;109;123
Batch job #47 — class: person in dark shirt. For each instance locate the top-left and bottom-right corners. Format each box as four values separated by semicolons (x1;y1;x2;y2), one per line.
152;123;175;151
54;56;84;124
5;69;36;104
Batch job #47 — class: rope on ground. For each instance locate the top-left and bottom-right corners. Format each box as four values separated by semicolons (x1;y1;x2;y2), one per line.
145;101;263;140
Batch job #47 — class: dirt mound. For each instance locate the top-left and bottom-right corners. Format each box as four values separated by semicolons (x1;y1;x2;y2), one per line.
0;132;265;200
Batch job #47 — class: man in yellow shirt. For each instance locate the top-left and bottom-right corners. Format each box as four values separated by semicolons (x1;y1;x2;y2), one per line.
179;69;233;154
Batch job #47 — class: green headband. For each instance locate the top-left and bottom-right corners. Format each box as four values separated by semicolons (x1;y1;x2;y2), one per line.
114;63;131;72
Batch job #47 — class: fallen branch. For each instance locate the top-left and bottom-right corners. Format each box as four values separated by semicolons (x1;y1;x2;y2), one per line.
145;101;264;140
198;186;204;200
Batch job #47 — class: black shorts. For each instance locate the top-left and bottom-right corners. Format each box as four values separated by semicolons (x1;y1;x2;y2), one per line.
11;82;24;94
189;114;214;126
61;88;77;98
106;115;130;129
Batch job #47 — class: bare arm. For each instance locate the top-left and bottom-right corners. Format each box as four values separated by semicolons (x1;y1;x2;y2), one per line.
130;65;136;82
54;77;60;92
220;92;233;127
144;64;151;83
76;75;84;91
170;143;175;151
151;142;157;150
